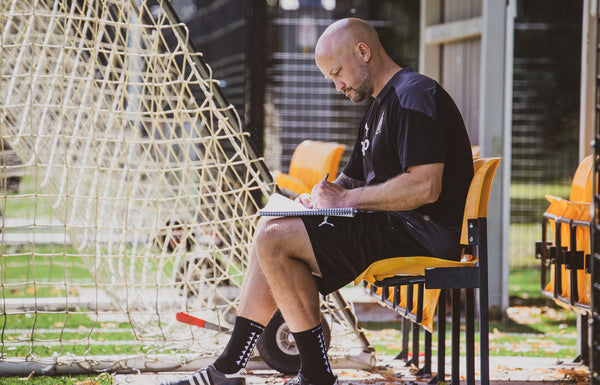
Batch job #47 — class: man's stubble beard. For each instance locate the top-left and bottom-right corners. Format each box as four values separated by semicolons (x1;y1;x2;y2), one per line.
346;66;373;103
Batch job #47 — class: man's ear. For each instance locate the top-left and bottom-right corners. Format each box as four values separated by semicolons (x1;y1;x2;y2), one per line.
356;42;371;62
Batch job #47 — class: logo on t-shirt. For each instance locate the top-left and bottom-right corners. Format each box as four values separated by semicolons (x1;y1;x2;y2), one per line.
362;113;384;156
361;122;370;156
375;112;385;135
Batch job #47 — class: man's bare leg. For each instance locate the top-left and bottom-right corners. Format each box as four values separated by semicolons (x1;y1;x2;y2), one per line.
254;216;337;384
193;218;281;379
236;215;320;329
236;231;278;325
160;216;335;385
253;216;322;332
157;221;278;385
208;215;325;378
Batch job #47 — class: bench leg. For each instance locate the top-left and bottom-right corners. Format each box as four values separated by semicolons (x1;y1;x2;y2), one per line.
577;313;590;366
429;289;447;385
410;322;420;367
396;317;410;361
437;289;447;384
451;289;460;385
479;284;490;385
419;330;432;376
466;288;475;385
476;217;490;385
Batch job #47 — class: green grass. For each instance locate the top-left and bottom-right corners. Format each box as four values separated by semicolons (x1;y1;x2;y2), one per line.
510;182;571;200
509;267;547;304
1;175;54;218
1;245;93;286
1;312;138;358
0;373;113;385
509;223;539;268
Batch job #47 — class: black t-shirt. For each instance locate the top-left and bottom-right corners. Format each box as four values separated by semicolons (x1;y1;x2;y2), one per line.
343;68;473;230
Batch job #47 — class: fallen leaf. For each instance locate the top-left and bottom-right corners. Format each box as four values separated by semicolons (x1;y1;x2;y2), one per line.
408;363;419;374
18;371;35;380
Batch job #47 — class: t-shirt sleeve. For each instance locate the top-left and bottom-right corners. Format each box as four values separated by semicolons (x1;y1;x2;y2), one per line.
396;109;447;172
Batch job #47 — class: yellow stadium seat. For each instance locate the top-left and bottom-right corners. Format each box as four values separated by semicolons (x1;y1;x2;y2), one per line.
359;157;501;385
274;140;345;197
540;155;592;311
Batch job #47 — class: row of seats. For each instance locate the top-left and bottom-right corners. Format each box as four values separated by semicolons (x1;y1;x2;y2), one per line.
536;154;594;364
275;140;500;385
359;156;500;385
278;140;596;378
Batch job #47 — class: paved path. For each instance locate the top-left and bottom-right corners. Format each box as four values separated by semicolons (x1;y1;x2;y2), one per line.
114;355;589;384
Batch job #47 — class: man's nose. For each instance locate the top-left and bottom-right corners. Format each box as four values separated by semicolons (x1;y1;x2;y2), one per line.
333;79;345;92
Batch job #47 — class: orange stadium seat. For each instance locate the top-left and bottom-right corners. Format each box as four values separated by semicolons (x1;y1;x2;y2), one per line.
539;155;593;311
359;157;501;385
274;140;345;197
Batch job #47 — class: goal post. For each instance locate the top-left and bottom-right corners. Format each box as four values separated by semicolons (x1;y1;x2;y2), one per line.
0;0;373;375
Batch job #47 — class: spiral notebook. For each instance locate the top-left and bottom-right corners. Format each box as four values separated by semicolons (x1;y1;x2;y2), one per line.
259;193;358;218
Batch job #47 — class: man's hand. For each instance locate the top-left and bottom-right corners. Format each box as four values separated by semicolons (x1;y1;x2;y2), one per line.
296;193;313;208
310;180;348;208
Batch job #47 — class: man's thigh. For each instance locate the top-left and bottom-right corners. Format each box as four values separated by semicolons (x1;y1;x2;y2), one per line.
300;212;432;295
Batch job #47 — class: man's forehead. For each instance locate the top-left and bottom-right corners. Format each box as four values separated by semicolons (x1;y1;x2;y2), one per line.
316;40;345;63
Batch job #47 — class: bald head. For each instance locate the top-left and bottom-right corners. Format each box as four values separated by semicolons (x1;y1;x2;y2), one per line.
315;18;382;60
314;18;400;102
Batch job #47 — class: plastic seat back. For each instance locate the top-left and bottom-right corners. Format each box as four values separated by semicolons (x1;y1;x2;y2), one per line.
288;140;345;187
459;158;502;246
573;156;593;307
569;154;593;202
543;154;593;308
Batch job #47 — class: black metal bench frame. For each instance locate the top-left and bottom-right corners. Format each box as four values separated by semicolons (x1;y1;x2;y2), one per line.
365;217;490;385
536;211;591;364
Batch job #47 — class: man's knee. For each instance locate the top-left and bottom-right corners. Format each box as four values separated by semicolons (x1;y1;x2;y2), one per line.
254;220;285;260
255;218;304;261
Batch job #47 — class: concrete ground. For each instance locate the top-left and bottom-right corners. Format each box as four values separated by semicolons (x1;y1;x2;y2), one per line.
114;354;589;384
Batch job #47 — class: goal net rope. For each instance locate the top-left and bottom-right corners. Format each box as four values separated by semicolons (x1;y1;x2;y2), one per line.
0;0;371;375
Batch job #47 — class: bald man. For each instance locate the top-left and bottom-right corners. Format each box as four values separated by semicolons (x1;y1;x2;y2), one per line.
160;18;473;385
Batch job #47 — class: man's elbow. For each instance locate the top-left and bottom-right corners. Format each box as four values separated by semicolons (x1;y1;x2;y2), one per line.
405;163;444;206
421;183;442;205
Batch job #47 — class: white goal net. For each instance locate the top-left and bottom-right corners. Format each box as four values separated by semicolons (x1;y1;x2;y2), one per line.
0;0;372;375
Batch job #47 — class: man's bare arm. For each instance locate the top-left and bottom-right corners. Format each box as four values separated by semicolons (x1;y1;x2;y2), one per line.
311;163;444;211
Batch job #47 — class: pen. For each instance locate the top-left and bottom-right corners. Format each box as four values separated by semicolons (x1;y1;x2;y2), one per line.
323;173;329;181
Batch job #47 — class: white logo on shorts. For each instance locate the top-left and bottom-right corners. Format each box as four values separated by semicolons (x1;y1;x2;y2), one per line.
319;216;334;227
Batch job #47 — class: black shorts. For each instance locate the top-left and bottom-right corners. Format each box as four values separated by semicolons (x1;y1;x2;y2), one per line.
301;211;461;295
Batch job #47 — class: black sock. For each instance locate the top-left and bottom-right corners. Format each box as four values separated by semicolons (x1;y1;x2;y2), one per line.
292;323;336;385
212;316;265;374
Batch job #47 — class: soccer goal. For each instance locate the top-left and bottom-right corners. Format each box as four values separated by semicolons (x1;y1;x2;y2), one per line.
0;0;373;375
